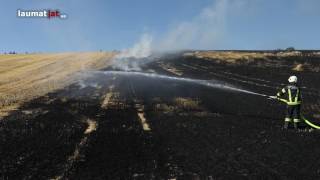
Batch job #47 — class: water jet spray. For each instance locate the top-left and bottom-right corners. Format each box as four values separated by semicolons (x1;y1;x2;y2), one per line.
93;70;269;97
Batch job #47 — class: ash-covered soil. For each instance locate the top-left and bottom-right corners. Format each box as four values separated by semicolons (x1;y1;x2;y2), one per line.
1;53;320;179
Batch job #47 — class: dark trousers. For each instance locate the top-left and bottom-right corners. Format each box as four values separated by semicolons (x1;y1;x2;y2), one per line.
284;105;301;129
286;105;301;120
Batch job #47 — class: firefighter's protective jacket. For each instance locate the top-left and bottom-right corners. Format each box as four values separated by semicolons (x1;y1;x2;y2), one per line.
277;85;302;105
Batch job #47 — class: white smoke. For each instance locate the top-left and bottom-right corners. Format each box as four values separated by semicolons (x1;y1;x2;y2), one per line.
77;80;99;89
116;34;153;59
112;0;248;71
112;34;153;71
157;0;228;51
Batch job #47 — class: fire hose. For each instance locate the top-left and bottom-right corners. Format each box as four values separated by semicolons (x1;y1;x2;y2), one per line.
267;95;320;129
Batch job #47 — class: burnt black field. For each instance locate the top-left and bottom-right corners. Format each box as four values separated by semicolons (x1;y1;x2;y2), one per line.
1;53;320;179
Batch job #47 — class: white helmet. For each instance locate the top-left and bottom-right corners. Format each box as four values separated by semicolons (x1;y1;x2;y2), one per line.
288;75;298;83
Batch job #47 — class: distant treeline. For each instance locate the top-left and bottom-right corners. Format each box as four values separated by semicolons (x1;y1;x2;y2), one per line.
0;51;41;55
2;51;18;54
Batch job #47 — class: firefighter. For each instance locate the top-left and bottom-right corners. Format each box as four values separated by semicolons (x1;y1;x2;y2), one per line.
276;75;302;129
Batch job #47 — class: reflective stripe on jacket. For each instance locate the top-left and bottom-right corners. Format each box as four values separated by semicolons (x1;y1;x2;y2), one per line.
277;85;301;105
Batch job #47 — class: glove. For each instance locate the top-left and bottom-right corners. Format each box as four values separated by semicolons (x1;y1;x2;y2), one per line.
268;96;277;100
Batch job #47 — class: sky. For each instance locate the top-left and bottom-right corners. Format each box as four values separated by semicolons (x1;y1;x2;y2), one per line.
0;0;319;52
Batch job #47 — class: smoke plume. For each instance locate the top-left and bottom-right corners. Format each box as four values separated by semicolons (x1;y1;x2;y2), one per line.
112;34;153;71
157;0;228;51
112;0;245;71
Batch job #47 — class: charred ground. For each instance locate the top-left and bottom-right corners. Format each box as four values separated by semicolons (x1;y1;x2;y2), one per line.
1;52;320;179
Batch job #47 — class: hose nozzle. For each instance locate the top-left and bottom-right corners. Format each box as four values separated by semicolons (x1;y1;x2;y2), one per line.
268;96;277;100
